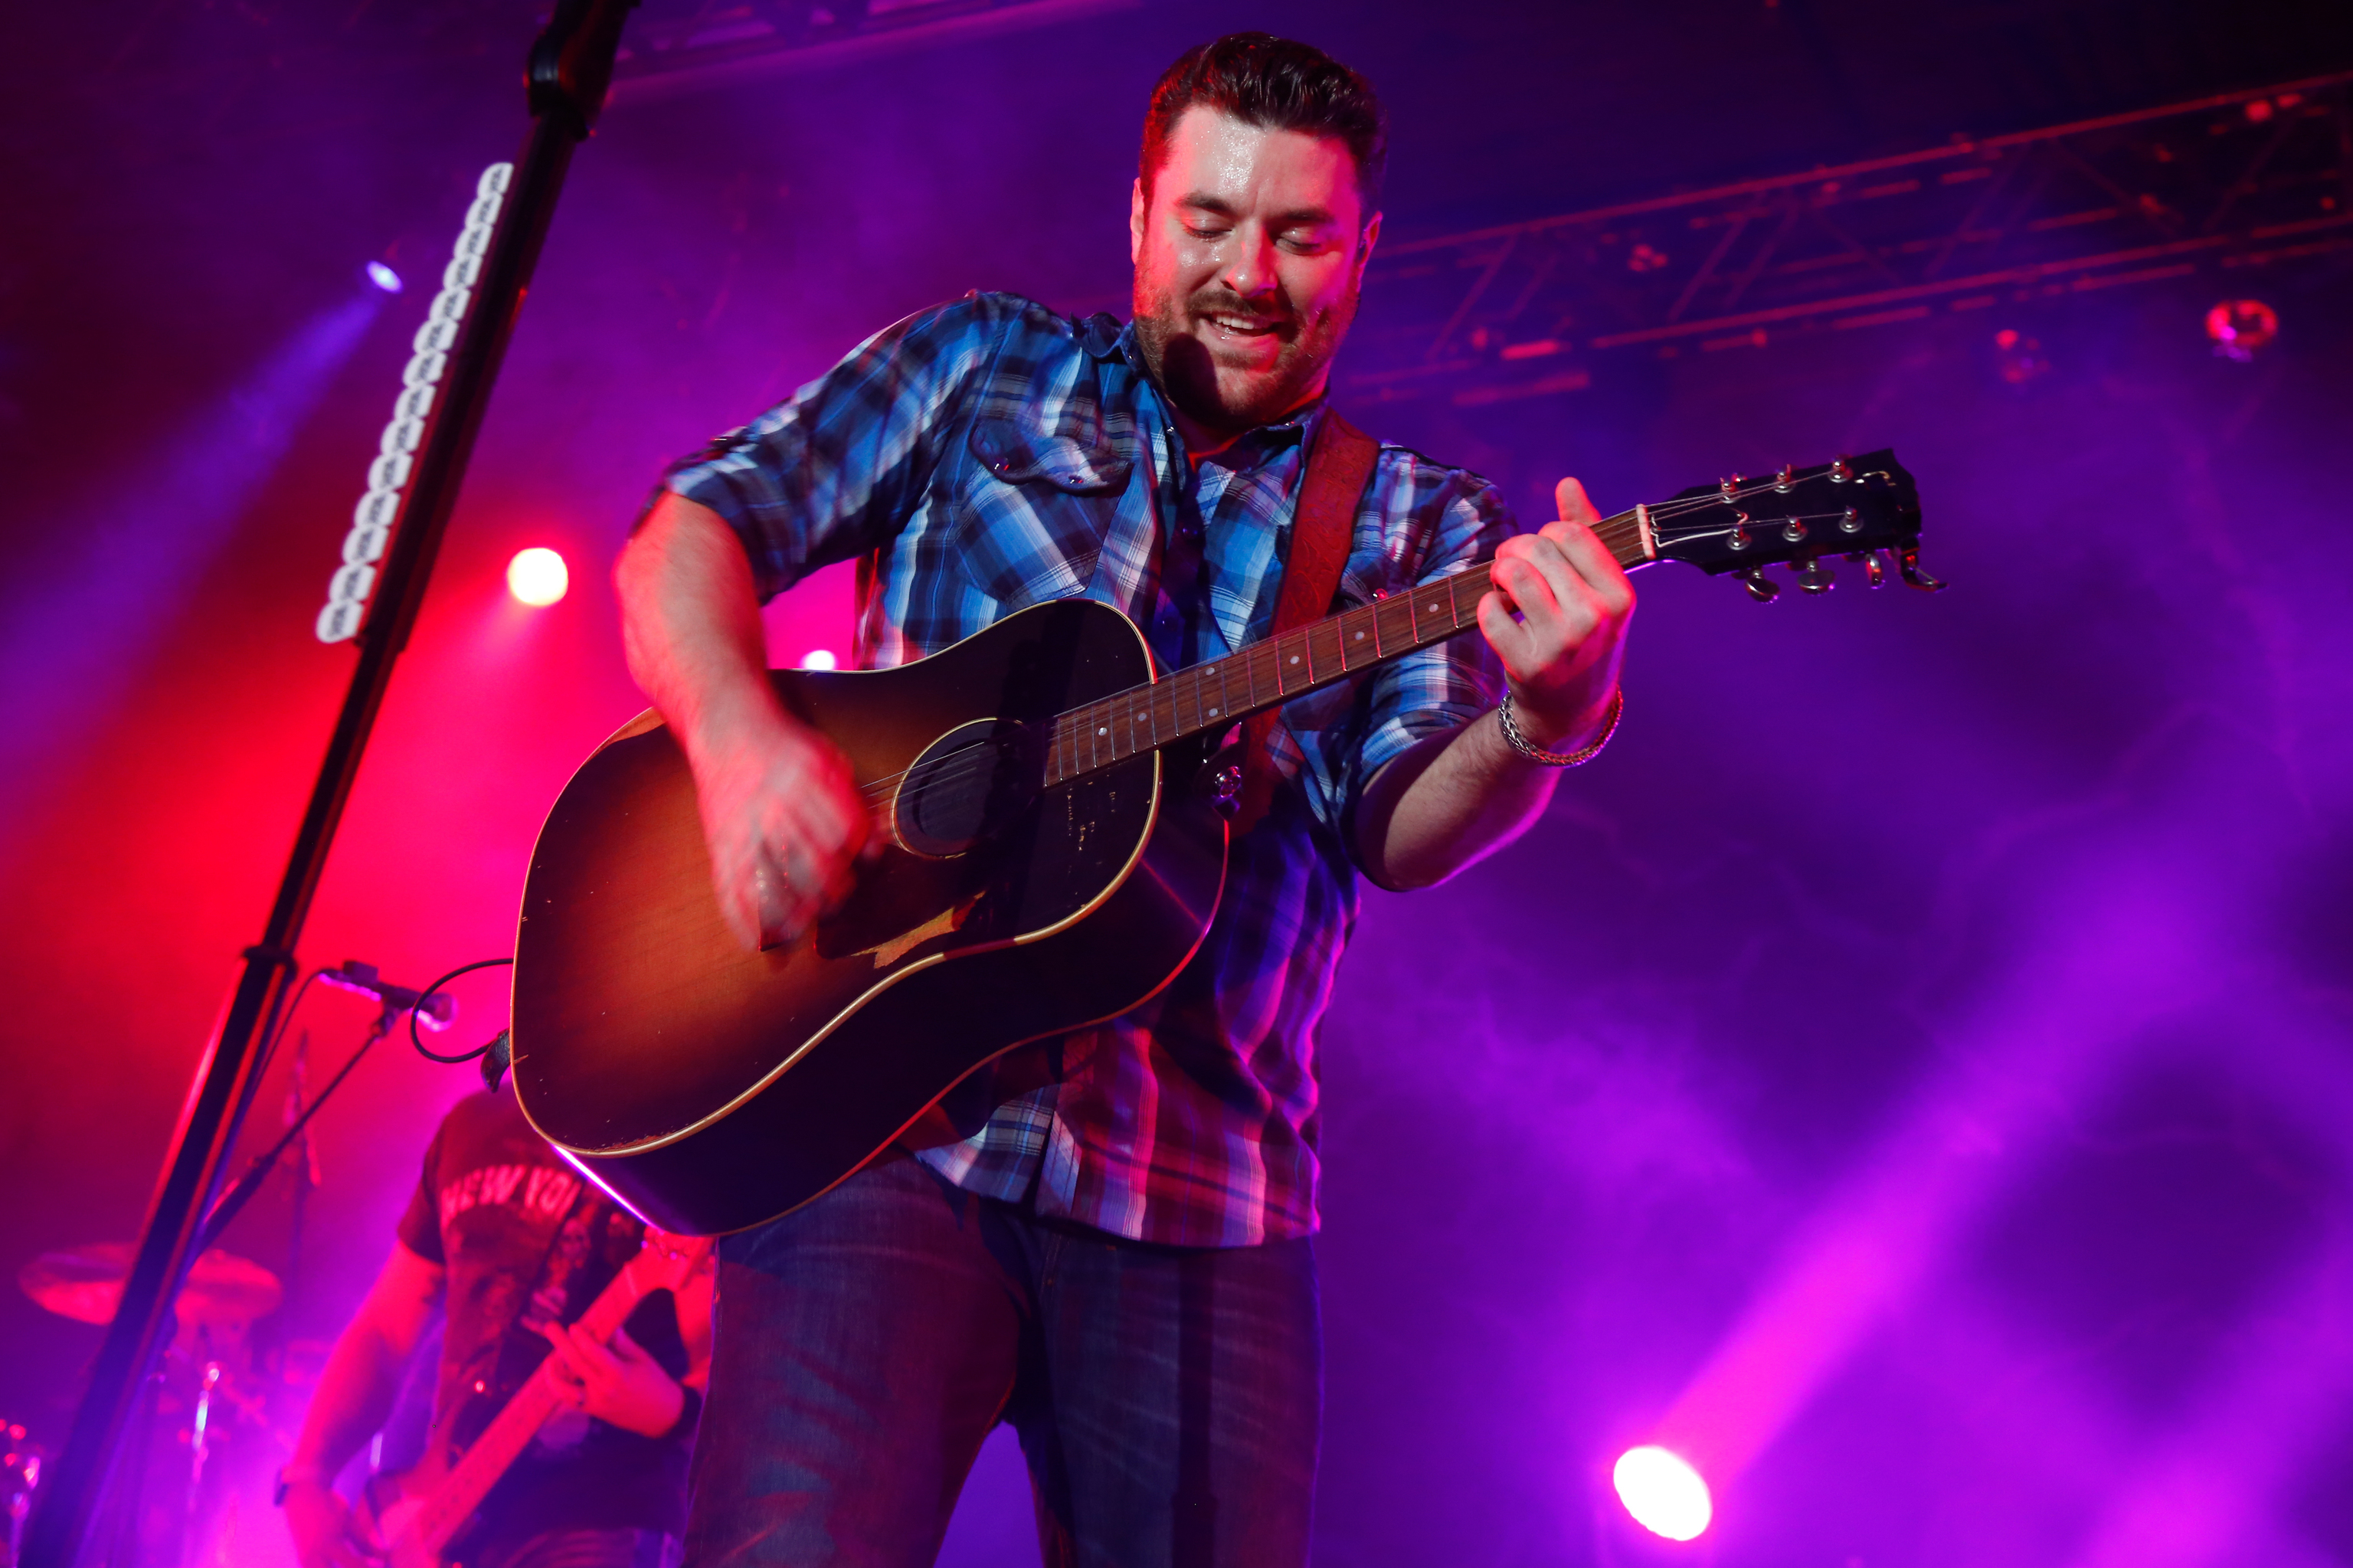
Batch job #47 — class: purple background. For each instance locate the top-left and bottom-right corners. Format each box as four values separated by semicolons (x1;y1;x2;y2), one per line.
3;3;2351;1565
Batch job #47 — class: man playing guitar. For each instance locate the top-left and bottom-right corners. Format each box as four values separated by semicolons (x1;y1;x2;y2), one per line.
616;31;1633;1568
281;1087;712;1568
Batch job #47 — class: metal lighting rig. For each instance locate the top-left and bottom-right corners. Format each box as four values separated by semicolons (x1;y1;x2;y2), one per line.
1343;70;2353;406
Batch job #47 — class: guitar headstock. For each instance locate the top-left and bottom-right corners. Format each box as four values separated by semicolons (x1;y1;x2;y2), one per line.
1646;449;1937;602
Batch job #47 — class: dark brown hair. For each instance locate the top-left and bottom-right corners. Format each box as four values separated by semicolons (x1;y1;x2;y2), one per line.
1140;33;1389;217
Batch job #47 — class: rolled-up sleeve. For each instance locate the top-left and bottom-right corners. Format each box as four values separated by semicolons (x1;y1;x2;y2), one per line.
1357;479;1514;777
1323;470;1514;828
656;293;1002;601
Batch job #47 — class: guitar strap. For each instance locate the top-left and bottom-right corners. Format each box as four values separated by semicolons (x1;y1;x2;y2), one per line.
1231;410;1380;836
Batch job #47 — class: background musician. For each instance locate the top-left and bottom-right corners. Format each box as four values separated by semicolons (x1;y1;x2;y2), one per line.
280;1087;711;1568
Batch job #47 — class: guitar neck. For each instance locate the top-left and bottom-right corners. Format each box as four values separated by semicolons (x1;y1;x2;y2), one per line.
1042;505;1651;787
406;1237;711;1558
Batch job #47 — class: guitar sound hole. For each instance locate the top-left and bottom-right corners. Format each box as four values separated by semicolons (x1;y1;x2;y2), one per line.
893;718;1041;859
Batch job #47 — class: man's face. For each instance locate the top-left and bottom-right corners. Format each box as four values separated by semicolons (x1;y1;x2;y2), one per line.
1130;107;1379;440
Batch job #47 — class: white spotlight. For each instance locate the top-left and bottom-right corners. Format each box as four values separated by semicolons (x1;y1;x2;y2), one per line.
507;547;569;607
1612;1446;1712;1542
798;649;838;671
366;261;404;294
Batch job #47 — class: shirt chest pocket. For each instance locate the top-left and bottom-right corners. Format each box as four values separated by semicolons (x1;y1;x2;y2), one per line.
951;417;1134;607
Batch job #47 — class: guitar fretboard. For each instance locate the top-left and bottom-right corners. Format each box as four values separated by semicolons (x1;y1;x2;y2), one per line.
408;1237;711;1557
1041;505;1650;787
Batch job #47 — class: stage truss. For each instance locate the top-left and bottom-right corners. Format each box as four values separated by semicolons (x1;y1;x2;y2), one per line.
607;0;1135;102
1343;70;2353;405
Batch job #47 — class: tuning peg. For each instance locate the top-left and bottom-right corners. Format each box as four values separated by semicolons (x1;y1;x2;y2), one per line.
1774;463;1796;493
1896;544;1946;592
1793;556;1835;594
1831;453;1856;483
1853;549;1887;588
1736;568;1779;604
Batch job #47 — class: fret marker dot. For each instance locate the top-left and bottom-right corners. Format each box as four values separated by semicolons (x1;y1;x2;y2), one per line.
1290;655;1300;665
1353;631;1363;640
1207;707;1219;717
1136;712;1147;722
1428;603;1440;614
1098;727;1107;735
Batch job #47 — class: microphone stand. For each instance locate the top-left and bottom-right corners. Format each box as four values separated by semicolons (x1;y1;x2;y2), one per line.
195;1000;402;1255
21;4;637;1561
279;1032;318;1378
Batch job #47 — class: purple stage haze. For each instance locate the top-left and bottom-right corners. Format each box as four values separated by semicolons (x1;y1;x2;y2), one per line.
2;5;2351;1567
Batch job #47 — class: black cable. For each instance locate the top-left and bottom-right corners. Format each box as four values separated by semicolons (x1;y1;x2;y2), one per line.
409;956;516;1064
200;1028;377;1247
256;966;327;1086
195;970;355;1249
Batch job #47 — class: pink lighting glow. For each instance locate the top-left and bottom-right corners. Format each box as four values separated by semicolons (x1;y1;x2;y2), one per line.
1613;1445;1712;1540
506;547;568;607
2204;299;2278;362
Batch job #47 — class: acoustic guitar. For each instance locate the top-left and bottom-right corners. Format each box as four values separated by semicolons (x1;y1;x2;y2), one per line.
354;1232;712;1568
512;453;1930;1235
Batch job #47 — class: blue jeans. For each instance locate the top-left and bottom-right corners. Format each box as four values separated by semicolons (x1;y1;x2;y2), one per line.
683;1156;1320;1567
479;1529;674;1568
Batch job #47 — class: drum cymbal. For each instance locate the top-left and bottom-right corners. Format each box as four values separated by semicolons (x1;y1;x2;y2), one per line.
18;1243;281;1327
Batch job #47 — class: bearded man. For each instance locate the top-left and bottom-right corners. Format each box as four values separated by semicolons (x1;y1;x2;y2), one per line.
615;32;1635;1568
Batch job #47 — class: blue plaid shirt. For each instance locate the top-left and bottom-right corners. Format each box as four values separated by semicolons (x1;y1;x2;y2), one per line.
664;292;1513;1246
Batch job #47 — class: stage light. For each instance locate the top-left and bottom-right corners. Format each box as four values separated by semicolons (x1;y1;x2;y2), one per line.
507;547;568;607
1992;328;2049;386
319;162;513;643
1612;1446;1712;1541
799;649;838;670
2206;299;2277;362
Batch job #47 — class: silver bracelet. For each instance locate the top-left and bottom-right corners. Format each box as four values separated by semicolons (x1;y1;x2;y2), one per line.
1497;687;1622;767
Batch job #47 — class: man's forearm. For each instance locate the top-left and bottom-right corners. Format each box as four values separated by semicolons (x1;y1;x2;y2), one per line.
615;493;790;766
617;492;871;945
1353;709;1562;891
1355;485;1633;889
287;1326;406;1480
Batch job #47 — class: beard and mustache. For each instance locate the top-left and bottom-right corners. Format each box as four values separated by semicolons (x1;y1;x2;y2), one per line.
1131;279;1360;440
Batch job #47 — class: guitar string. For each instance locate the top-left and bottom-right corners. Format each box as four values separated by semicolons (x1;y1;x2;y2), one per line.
841;570;1520;811
844;558;1543;819
839;573;1511;807
839;476;1896;812
843;535;1574;809
847;528;1877;818
841;523;1873;817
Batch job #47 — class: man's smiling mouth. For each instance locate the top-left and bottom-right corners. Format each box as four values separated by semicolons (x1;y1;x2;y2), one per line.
1202;313;1284;338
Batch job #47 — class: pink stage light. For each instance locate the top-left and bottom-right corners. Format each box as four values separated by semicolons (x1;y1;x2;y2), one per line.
1612;1446;1712;1541
799;649;837;670
2205;299;2278;362
506;547;568;607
